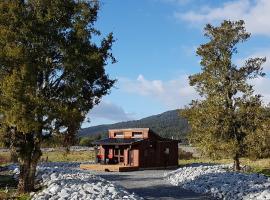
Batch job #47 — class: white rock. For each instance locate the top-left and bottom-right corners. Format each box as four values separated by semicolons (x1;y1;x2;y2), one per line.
166;164;270;200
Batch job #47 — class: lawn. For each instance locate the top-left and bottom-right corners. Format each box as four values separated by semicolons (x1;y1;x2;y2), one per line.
41;150;95;162
0;150;95;165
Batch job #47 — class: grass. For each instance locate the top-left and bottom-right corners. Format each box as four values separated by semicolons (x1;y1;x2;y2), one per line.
41;150;95;162
0;189;30;200
0;173;29;200
0;150;96;164
179;157;270;176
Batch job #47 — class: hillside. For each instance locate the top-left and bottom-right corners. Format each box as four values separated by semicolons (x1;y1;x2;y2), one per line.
79;109;189;140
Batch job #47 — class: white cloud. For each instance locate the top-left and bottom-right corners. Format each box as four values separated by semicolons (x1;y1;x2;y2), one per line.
119;73;270;108
119;74;197;109
176;0;270;36
88;101;135;122
250;76;270;104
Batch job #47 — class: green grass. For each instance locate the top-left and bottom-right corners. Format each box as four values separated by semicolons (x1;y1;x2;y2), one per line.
0;189;30;200
0;150;96;164
41;150;95;162
179;157;270;176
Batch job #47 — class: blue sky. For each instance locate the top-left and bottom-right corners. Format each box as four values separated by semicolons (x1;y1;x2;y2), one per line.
83;0;270;127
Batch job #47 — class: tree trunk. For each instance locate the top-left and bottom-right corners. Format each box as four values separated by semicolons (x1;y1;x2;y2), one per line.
18;146;42;193
18;159;32;193
233;153;241;171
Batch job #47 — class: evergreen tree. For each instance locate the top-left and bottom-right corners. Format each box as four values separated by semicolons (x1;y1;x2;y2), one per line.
182;20;266;170
0;0;115;192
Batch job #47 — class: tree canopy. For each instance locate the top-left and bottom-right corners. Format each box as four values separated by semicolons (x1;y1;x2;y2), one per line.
182;20;268;170
0;0;115;192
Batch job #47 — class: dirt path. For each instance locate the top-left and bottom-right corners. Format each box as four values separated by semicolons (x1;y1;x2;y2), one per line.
91;169;214;200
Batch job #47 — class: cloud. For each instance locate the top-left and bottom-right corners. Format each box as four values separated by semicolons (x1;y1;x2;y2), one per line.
176;0;270;36
119;74;197;108
88;101;135;122
119;73;270;108
250;76;270;104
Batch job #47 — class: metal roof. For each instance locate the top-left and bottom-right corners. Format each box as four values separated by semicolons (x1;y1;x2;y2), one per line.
93;138;144;145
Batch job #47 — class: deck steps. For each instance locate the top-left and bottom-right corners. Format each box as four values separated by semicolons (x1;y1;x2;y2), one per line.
80;164;139;172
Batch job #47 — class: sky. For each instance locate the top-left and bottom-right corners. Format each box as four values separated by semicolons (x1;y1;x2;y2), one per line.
82;0;270;127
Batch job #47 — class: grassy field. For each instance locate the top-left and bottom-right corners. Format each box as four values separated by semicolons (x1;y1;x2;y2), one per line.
41;150;95;162
0;150;95;165
179;157;270;176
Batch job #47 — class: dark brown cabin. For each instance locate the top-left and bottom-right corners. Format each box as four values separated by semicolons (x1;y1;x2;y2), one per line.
94;128;179;168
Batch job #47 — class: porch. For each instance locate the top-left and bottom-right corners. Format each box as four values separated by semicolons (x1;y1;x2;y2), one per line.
94;138;142;167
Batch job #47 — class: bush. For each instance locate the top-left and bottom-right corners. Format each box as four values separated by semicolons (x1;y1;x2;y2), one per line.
178;149;194;160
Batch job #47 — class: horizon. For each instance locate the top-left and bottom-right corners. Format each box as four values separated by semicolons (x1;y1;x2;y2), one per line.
82;0;270;128
82;108;178;128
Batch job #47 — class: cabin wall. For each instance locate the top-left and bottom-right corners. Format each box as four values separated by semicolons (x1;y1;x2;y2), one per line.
138;139;178;168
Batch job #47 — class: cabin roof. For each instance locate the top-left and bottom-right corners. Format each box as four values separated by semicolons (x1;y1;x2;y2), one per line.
93;138;144;145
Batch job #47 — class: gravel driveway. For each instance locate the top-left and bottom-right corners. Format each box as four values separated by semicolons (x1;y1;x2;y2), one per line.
90;169;214;200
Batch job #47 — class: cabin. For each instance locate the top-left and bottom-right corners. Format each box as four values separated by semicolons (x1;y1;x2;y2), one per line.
81;128;178;171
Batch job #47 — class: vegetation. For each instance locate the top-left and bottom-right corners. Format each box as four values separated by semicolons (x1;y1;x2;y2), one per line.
0;0;115;193
79;109;189;141
182;20;269;171
79;134;101;146
41;150;95;162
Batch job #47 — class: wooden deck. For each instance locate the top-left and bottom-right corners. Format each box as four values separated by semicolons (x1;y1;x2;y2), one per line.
80;164;139;172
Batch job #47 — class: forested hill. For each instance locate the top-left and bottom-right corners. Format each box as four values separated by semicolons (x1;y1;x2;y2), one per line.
79;109;189;140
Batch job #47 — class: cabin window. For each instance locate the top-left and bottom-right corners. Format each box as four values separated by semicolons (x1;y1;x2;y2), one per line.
114;132;124;138
164;148;170;155
132;132;142;138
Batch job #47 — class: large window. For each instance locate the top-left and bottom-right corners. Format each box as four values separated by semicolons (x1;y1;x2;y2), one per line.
114;132;124;138
132;132;142;138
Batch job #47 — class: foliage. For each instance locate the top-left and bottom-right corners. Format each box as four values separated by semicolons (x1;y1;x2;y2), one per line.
181;20;267;170
79;109;189;140
0;0;115;192
244;106;270;159
79;134;101;146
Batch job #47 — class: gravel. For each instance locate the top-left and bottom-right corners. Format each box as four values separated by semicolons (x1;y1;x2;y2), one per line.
165;164;270;200
24;162;142;200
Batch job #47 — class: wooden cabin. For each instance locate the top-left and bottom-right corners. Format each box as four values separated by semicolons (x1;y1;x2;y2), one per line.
92;128;179;169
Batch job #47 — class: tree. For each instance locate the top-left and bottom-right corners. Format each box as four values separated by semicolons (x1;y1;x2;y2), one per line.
181;20;266;171
0;0;115;192
245;106;270;159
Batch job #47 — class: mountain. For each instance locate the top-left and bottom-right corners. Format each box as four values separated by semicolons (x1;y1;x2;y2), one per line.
79;109;189;140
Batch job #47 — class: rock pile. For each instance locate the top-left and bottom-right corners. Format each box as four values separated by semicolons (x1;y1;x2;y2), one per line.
29;162;142;200
165;164;270;200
